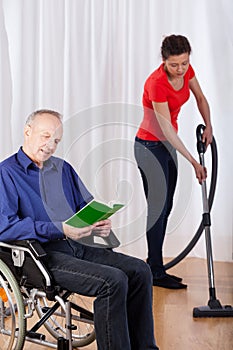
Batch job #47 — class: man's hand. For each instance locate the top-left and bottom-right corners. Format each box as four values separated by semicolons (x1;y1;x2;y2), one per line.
62;219;112;241
92;219;112;237
62;222;94;241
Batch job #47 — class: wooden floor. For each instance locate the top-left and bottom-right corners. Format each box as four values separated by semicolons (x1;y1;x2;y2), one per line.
22;257;233;350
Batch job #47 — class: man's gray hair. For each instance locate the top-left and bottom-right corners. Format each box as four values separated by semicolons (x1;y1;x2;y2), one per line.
25;109;63;125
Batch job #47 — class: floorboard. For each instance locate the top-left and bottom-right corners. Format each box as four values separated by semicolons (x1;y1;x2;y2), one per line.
22;257;233;349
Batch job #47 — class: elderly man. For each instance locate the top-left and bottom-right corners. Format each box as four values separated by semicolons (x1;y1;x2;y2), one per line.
0;109;159;350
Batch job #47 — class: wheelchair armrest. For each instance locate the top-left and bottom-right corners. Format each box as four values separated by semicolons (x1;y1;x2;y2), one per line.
26;240;47;259
10;239;47;259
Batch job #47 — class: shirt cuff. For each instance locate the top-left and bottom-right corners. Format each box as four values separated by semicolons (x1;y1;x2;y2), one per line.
48;221;65;240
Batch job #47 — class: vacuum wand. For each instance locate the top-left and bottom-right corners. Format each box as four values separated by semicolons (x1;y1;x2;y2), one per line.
199;149;215;296
193;124;233;317
197;134;216;298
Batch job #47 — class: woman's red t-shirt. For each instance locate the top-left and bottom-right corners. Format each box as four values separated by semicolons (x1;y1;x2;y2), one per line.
136;63;195;141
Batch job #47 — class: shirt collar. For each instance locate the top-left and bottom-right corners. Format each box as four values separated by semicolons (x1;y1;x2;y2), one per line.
17;147;58;173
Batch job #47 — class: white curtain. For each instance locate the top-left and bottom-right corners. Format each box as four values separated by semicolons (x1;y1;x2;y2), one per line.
1;0;232;262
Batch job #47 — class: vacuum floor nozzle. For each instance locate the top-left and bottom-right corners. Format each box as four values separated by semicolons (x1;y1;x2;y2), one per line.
193;303;233;318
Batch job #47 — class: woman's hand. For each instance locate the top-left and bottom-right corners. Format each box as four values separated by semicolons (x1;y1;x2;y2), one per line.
192;160;207;184
202;124;213;148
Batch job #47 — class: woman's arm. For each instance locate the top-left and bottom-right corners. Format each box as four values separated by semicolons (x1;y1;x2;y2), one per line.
152;101;207;183
189;76;213;146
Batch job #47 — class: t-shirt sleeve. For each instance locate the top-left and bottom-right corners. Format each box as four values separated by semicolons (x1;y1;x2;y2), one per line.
189;64;195;79
148;80;168;103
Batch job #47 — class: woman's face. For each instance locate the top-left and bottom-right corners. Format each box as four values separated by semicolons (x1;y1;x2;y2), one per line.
163;52;190;79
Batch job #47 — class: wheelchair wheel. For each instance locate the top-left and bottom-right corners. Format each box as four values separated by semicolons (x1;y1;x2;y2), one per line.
35;293;95;347
0;259;26;350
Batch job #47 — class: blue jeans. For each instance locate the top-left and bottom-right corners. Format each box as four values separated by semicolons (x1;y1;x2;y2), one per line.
134;137;178;278
43;239;159;350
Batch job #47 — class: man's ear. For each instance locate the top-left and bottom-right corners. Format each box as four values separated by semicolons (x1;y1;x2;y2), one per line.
24;124;32;138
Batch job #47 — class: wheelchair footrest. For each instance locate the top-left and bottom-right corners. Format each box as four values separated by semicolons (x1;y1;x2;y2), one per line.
26;331;46;341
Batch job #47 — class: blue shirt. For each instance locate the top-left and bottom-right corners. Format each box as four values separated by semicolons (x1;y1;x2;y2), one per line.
0;148;93;242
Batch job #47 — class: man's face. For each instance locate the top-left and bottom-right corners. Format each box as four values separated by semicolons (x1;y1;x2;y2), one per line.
23;113;63;168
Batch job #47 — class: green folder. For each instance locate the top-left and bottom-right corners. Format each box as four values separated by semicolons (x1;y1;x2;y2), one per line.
65;200;124;228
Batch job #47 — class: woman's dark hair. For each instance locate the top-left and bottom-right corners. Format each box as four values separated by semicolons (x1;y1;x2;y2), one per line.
161;35;192;60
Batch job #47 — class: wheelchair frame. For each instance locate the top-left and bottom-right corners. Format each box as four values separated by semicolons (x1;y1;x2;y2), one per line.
0;239;96;350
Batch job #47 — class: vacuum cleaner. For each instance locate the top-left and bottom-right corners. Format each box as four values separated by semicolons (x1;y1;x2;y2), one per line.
164;124;233;317
193;124;233;317
164;127;218;270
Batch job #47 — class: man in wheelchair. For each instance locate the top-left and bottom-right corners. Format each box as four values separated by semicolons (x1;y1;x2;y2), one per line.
0;110;159;349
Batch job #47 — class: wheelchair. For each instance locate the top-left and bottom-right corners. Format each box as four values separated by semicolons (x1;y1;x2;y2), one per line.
0;231;120;350
0;232;120;350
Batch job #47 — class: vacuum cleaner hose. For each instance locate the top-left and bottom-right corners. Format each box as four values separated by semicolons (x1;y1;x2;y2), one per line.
164;132;218;270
